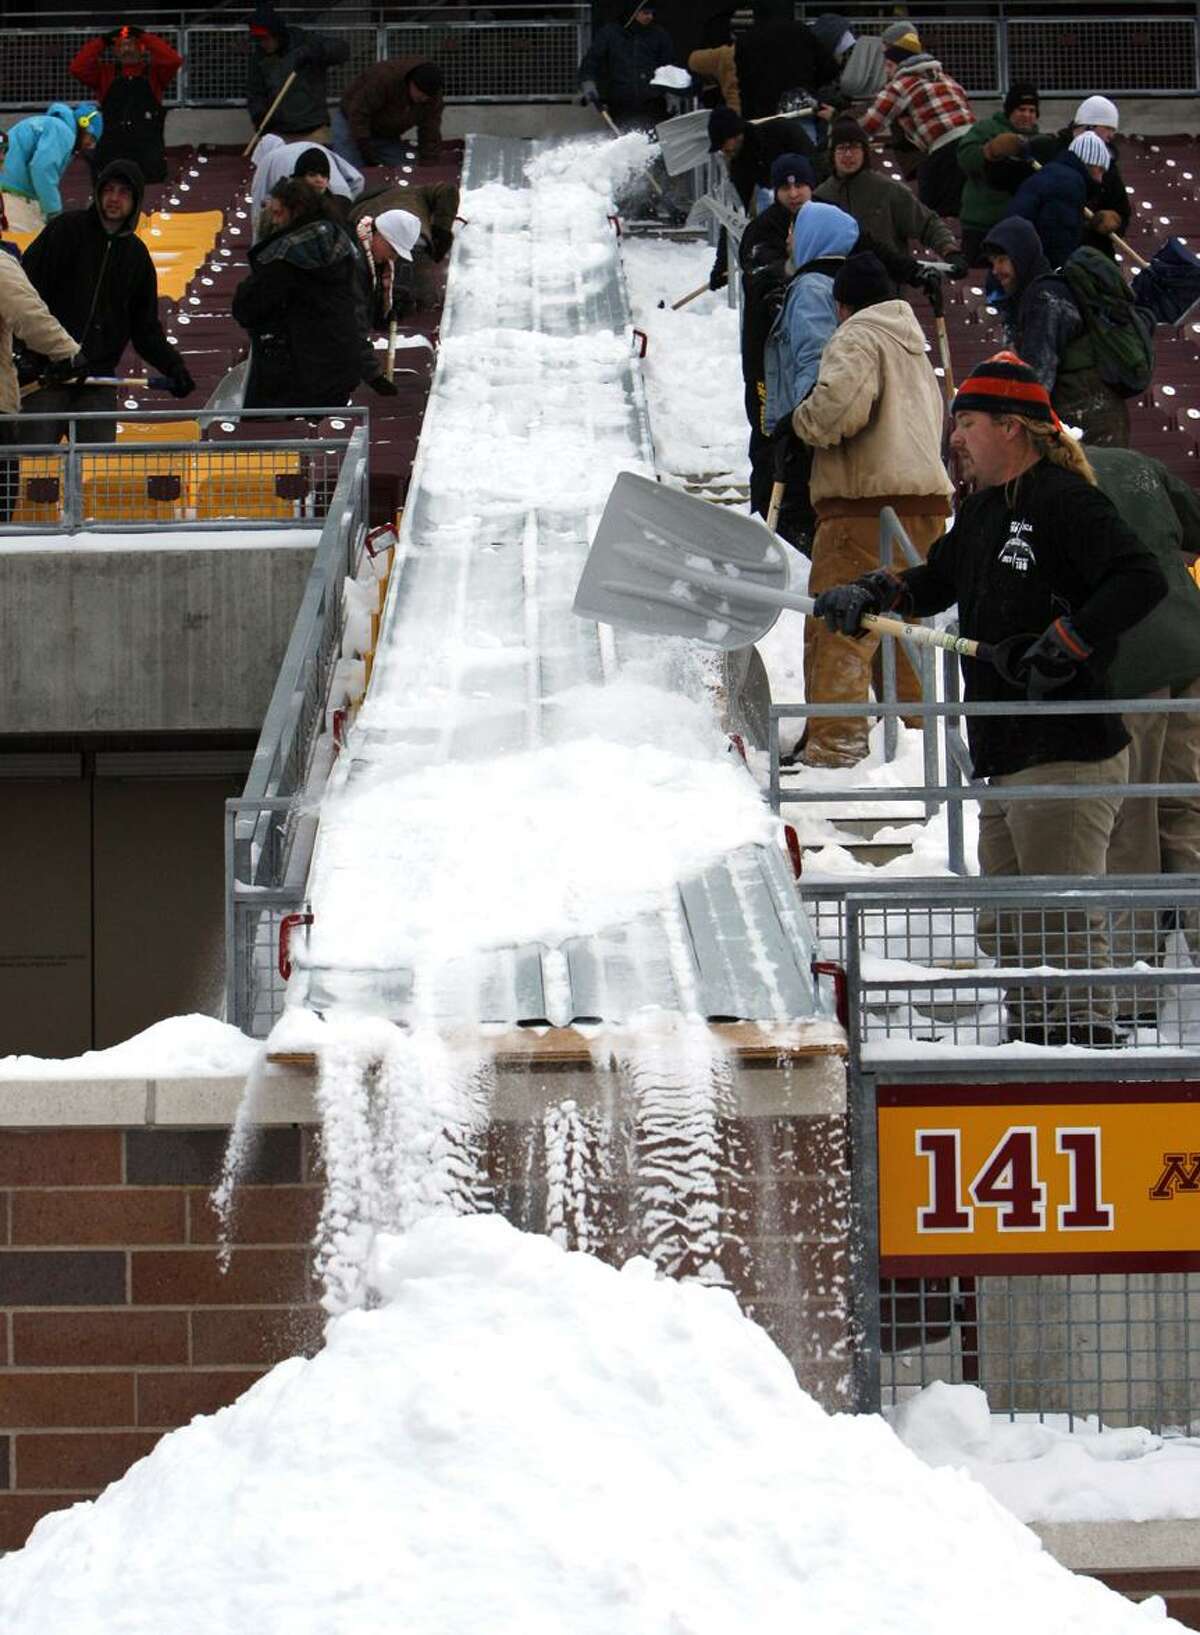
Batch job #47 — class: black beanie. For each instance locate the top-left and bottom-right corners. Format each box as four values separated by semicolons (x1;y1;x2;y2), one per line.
770;152;816;191
294;146;330;179
832;252;893;312
1004;81;1039;117
830;115;871;162
708;106;746;150
407;62;445;98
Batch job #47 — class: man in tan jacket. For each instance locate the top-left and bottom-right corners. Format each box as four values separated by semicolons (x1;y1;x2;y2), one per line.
0;243;81;522
790;251;951;766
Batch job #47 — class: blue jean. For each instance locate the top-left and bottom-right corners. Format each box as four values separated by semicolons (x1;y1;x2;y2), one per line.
330;108;413;169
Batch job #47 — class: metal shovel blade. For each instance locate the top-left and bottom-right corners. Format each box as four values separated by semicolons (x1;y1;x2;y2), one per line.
655;108;713;176
573;471;792;650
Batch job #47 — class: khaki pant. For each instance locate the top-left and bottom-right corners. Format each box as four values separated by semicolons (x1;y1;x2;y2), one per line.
978;749;1128;1038
1;192;45;234
1108;677;1200;963
803;508;944;766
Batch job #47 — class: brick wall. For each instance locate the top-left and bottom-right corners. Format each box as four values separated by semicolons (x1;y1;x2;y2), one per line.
0;1126;325;1551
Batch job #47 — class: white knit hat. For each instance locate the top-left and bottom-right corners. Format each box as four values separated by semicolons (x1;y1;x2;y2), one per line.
374;208;420;261
1069;130;1111;170
1073;95;1119;130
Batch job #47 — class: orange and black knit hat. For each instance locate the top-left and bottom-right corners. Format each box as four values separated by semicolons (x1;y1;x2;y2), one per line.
950;350;1062;428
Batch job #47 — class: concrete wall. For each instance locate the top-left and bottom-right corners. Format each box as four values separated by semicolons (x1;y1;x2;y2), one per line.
0;542;314;736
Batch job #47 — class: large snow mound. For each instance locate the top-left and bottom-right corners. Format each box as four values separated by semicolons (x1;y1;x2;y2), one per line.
0;1015;258;1079
0;1216;1177;1634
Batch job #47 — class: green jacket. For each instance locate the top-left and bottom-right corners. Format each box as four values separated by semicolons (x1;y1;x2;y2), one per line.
955;109;1037;233
1090;446;1200;697
813;164;955;268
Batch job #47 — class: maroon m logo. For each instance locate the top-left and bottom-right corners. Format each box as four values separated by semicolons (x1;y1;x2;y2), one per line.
1149;1153;1200;1200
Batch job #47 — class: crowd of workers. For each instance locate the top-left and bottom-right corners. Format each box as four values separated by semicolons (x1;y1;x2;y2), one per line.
581;2;1200;1046
0;8;455;443
0;5;1196;1046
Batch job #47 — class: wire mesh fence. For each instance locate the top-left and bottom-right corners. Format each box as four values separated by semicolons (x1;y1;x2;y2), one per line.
0;28;184;111
1009;15;1200;97
880;1271;1200;1431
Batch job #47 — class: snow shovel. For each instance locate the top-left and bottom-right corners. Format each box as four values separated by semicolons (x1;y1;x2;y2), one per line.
599;106;665;198
654;108;800;178
243;70;298;159
19;373;175;399
573;472;1033;680
658;282;709;311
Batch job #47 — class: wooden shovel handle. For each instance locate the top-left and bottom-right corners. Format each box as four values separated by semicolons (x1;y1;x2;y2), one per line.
766;480;784;532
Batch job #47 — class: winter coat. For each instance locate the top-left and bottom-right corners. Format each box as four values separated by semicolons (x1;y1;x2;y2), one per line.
791;299;953;509
0;249;78;414
578;22;676;118
763;201;859;431
233;214;367;409
985;216;1129;446
899;460;1164;777
341;59;445;161
349;181;458;244
727;116;818;212
814;164;956;268
247;25;349;138
1030;125;1130;258
70;32;182;183
733;21;838;119
0;103;97;219
1010;150;1093;271
19;159;183;380
955;109;1037;234
687;44;741;114
250;136;363;216
738;201;792;384
1088;447;1200;699
860;55;974;155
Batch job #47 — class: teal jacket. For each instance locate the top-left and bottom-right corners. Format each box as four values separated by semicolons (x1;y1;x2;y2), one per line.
1090;446;1200;697
0;102;101;218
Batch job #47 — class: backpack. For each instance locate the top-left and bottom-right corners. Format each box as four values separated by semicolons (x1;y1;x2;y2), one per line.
1059;245;1156;398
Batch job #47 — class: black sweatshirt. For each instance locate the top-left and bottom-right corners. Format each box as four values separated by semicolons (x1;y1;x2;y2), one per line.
898;460;1166;777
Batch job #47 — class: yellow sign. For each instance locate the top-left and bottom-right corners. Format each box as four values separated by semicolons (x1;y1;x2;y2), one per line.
877;1085;1200;1274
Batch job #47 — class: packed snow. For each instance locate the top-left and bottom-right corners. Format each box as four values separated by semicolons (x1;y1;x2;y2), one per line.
893;1383;1200;1524
0;1215;1182;1634
0;1015;258;1079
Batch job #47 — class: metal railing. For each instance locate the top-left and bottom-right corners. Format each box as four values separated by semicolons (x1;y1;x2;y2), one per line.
0;6;590;110
224;419;371;1034
0;408;360;534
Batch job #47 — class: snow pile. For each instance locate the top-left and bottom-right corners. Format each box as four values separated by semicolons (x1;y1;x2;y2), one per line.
306;684;771;974
526;128;660;201
0;1015;258;1079
892;1382;1200;1524
651;64;694;90
0;1216;1178;1634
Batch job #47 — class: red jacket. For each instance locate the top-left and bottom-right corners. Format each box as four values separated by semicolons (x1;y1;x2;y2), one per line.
70;31;182;105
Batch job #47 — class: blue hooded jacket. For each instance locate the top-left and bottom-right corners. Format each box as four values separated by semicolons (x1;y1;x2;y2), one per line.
0;102;102;218
764;201;860;431
1009;149;1092;271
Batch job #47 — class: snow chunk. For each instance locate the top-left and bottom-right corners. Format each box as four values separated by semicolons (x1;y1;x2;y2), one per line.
651;64;693;89
0;1216;1176;1634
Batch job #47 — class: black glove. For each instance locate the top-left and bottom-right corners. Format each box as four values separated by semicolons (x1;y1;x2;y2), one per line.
579;81;601;109
708;261;728;292
1020;617;1091;699
812;569;909;636
43;350;90;386
367;373;399;397
14;350;41;387
358;139;380;167
913;264;943;307
945;251;969;280
290;46;314;68
430;225;453;262
167;362;195;399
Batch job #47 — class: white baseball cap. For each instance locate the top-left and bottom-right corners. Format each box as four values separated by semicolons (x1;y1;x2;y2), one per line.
374;208;421;261
1074;95;1119;130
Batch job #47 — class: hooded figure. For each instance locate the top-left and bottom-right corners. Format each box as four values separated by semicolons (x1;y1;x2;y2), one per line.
763;200;859;432
19;158;189;389
247;8;350;141
982;215;1130;447
233;181;379;410
69;26;183;183
250;134;364;219
0;102;102;225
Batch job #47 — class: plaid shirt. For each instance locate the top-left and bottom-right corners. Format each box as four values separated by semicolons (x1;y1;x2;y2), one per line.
860;63;975;154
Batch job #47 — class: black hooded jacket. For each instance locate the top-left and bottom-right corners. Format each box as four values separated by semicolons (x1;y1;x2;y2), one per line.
233;210;368;409
735;21;838;118
982;215;1083;393
19;159;183;378
1029;124;1130;258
